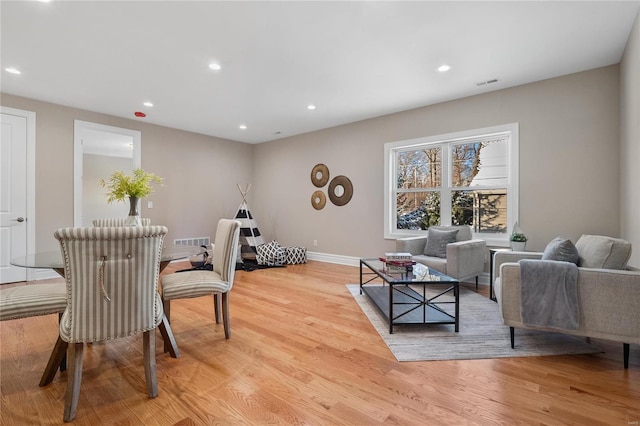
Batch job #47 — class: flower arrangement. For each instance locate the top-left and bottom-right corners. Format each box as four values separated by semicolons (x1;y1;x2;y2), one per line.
100;168;163;203
510;232;528;242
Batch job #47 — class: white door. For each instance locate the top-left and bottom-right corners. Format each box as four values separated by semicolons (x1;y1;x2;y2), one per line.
0;112;28;283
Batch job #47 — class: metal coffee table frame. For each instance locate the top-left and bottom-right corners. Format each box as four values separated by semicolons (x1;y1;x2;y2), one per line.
359;258;459;334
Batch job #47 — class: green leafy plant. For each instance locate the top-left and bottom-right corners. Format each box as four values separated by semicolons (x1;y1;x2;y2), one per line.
100;168;163;203
510;232;528;242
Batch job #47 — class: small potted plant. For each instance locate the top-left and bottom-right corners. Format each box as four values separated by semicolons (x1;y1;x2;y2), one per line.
510;232;528;251
100;168;163;225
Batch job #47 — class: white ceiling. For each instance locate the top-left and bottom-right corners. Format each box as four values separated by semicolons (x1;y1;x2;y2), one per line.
1;1;639;144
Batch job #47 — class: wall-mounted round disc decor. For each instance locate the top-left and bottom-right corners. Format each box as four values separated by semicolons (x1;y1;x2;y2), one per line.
328;175;353;206
311;163;330;188
311;190;326;210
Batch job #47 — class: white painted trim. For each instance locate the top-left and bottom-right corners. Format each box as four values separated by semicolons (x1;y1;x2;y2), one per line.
384;123;519;242
1;106;36;282
34;269;60;281
306;251;360;267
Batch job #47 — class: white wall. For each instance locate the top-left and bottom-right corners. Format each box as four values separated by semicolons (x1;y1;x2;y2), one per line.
620;10;640;267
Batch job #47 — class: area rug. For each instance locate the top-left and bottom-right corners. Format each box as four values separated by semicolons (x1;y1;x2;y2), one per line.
346;284;600;362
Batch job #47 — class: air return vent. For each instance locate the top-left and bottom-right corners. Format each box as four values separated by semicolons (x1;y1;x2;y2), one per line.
476;78;499;87
174;237;210;247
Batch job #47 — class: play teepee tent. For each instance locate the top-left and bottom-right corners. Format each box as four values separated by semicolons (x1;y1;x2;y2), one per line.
234;184;265;260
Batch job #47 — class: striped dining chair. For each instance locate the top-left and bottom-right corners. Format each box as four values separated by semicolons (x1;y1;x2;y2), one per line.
53;226;167;422
161;219;241;339
92;217;151;226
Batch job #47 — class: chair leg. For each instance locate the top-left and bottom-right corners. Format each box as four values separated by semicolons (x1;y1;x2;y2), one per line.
510;327;515;349
222;292;231;339
58;313;67;372
63;343;84;422
624;343;629;369
143;330;158;398
214;293;222;324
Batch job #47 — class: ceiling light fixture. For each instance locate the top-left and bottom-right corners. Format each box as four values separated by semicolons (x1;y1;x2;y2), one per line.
5;67;21;75
209;63;221;71
239;124;247;130
437;64;451;72
143;102;153;107
307;104;316;110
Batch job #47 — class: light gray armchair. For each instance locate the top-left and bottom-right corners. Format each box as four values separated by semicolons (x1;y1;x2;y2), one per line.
396;225;486;285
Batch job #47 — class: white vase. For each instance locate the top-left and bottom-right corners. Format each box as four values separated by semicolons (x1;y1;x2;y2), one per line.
126;196;142;226
511;241;526;251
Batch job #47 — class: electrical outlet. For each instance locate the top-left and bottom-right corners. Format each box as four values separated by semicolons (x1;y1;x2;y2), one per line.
313;240;318;247
147;201;153;209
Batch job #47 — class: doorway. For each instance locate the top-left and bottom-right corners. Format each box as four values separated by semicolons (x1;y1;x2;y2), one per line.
74;121;141;227
0;107;35;284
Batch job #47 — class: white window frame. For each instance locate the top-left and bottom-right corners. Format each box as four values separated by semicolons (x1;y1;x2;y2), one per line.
384;123;519;246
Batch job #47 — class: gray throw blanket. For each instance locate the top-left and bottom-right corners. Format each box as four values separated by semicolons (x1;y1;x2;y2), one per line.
519;259;579;330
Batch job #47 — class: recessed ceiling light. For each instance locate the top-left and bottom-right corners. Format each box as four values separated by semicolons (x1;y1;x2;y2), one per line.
239;124;247;130
209;63;221;71
5;67;21;75
437;64;451;72
143;102;153;107
307;104;316;110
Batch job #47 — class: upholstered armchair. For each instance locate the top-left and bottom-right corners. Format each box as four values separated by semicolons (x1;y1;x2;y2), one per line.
161;219;241;339
396;225;487;285
494;235;640;368
53;225;168;421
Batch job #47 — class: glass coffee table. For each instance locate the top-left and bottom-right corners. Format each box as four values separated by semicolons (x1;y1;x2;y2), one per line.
360;258;459;334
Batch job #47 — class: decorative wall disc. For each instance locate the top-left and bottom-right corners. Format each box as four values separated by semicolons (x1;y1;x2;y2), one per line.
311;190;326;210
328;175;353;206
311;163;329;188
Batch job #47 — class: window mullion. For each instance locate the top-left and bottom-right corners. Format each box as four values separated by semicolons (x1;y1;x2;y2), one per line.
440;146;452;226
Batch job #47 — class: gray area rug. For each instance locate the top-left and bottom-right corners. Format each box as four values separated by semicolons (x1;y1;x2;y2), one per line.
347;284;600;362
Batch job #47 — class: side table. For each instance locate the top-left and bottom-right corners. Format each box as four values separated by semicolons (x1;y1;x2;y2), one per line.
488;248;511;302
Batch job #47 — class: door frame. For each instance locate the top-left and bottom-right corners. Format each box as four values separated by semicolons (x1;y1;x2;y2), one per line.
1;106;36;282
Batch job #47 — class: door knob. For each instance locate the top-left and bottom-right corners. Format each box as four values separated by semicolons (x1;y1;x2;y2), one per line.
15;217;25;222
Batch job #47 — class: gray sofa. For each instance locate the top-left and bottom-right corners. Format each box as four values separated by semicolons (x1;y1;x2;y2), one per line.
396;225;487;284
494;236;640;368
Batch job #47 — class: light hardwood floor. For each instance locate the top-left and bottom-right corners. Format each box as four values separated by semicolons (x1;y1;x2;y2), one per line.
1;260;638;425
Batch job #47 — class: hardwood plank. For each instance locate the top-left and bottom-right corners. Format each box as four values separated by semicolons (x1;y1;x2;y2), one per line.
0;261;638;425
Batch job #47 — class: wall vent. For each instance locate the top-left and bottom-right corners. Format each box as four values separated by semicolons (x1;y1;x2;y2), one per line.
476;78;499;87
174;237;210;247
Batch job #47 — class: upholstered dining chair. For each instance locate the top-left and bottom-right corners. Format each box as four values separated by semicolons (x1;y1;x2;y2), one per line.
161;219;241;339
92;217;151;226
53;225;167;422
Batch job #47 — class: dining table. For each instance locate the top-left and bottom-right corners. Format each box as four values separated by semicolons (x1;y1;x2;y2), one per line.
10;243;205;386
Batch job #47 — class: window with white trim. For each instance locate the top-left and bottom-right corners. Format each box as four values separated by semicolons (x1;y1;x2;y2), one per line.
384;123;519;245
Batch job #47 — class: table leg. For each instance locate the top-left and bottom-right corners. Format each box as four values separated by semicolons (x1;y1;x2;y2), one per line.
158;314;180;358
39;336;68;386
388;283;394;334
454;282;459;332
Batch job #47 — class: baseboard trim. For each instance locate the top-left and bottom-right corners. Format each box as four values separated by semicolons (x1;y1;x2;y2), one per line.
34;269;60;281
306;251;360;267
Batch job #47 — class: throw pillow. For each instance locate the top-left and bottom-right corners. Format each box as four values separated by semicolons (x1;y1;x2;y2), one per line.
424;228;459;258
541;237;579;265
575;235;632;270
